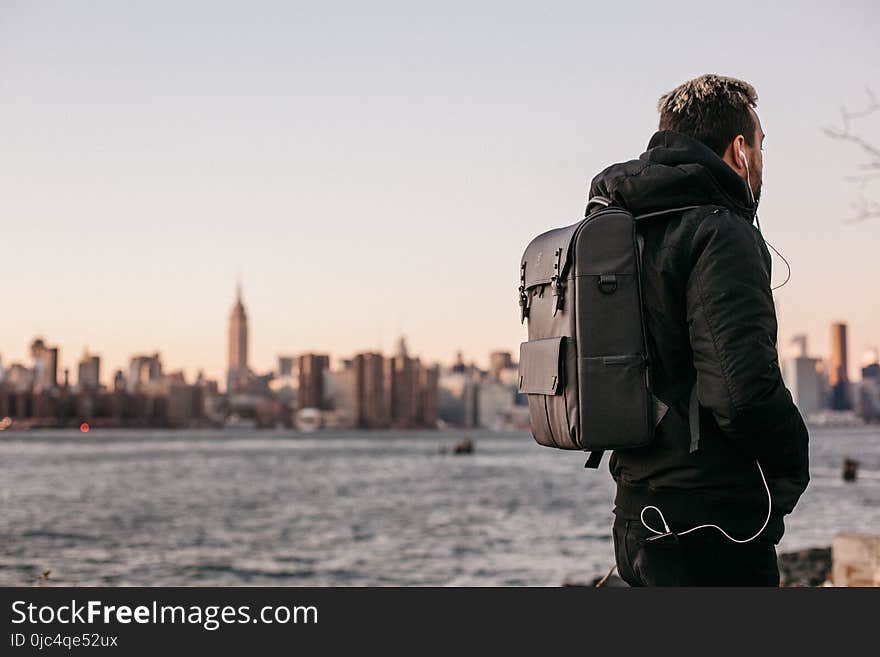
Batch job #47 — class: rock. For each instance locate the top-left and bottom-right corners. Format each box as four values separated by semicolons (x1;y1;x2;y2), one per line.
832;534;880;586
453;438;474;455
778;547;831;587
842;458;859;482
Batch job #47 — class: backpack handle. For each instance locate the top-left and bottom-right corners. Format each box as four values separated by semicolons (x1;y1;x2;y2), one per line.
585;195;611;216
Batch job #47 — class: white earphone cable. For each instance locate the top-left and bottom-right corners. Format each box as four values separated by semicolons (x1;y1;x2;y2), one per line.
743;153;791;291
640;460;772;543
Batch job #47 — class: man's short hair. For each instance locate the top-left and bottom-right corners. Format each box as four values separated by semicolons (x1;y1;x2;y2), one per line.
657;74;758;157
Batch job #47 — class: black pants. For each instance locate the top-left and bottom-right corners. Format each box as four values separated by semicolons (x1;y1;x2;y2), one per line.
612;514;780;587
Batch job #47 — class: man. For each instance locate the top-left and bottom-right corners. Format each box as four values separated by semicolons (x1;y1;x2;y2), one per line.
590;74;810;586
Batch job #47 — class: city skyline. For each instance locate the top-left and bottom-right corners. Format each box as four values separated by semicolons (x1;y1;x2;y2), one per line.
1;280;877;391
1;281;459;391
0;280;448;430
1;280;877;429
2;2;878;384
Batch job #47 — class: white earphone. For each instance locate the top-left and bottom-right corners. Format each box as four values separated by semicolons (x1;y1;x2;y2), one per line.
737;146;791;289
740;148;756;207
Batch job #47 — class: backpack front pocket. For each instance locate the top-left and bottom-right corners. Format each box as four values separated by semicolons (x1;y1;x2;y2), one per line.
577;354;651;450
518;337;578;449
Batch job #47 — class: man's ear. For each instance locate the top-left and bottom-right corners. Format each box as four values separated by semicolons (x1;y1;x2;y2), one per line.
734;135;749;169
722;135;748;174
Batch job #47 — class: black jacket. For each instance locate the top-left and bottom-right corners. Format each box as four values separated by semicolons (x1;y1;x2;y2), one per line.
590;130;810;544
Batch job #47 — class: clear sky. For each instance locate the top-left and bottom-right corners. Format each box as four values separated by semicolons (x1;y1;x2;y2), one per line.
2;0;878;384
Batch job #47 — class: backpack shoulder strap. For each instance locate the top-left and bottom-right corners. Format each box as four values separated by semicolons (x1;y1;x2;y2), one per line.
633;204;705;453
655;375;701;453
633;205;702;221
688;383;701;453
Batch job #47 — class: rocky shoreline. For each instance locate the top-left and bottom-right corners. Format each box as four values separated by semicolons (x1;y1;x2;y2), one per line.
777;547;832;587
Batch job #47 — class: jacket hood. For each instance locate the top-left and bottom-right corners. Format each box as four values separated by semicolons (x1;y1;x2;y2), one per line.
589;130;756;220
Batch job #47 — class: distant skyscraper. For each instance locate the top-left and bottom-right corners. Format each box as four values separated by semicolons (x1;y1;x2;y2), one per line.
389;354;419;428
354;352;390;429
858;349;880;422
782;335;828;418
30;338;58;391
6;363;35;392
297;354;330;410
77;350;101;391
127;353;163;393
326;367;358;428
790;335;808;357
438;365;481;427
29;339;45;360
277;356;294;378
782;336;824;417
829;322;851;410
113;369;126;392
417;364;440;428
489;351;514;382
227;282;249;393
396;336;409;360
387;337;421;428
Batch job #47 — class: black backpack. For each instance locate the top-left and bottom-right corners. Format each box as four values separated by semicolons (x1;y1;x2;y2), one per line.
517;197;699;468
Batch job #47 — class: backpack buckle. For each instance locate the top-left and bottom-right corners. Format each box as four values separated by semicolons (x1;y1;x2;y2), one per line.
519;262;530;323
552;248;565;316
552;280;564;315
598;274;618;295
519;284;530;322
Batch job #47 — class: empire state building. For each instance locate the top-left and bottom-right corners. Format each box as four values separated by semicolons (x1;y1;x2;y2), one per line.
227;283;249;393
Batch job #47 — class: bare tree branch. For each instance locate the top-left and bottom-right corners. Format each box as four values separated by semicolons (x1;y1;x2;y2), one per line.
844;197;880;224
823;127;880;160
825;88;880;222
